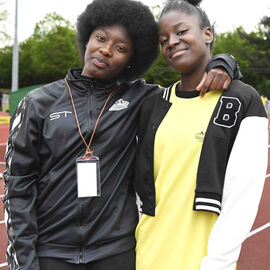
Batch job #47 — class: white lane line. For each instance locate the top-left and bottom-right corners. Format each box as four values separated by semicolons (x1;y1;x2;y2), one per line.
247;222;270;238
0;220;4;225
0;262;8;268
0;195;3;198
0;143;7;146
266;174;270;179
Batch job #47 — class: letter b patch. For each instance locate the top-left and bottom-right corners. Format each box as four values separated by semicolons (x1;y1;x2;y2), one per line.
214;97;241;128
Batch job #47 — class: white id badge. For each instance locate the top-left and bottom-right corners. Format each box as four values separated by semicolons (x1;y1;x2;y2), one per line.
76;156;101;198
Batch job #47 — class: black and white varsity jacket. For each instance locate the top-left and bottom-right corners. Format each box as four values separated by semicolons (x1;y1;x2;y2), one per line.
135;79;268;268
135;79;268;216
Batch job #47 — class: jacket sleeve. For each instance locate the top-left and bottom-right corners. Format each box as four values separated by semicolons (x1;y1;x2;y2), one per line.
200;100;268;269
3;95;42;270
206;54;243;80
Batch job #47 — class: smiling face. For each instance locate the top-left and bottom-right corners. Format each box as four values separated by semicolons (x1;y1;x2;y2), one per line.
82;24;134;81
158;10;213;74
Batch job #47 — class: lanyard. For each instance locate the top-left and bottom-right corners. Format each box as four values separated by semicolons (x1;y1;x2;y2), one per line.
65;78;117;159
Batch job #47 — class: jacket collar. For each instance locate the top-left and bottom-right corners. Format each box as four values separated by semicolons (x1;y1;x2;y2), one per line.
66;68;120;94
162;86;171;101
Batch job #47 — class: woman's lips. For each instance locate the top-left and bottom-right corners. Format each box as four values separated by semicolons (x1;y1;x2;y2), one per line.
93;58;108;68
171;49;187;60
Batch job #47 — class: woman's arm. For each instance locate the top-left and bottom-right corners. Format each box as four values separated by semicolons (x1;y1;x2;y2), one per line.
3;95;41;270
198;54;242;97
200;90;268;270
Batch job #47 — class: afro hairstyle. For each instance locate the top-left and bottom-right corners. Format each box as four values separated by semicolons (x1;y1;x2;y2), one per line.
76;0;160;82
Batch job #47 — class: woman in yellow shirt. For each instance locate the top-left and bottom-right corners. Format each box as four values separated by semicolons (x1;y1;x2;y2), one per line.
135;1;268;270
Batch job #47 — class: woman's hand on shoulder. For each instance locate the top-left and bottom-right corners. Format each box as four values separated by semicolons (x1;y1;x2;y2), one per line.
196;68;231;97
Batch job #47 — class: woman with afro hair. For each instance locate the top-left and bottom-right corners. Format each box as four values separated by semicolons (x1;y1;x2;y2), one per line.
135;0;268;269
4;0;240;269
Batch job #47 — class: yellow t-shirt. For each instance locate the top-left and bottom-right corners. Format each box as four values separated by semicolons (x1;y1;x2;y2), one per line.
136;83;222;270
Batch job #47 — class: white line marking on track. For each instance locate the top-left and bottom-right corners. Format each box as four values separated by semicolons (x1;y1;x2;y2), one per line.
0;220;5;225
0;262;8;268
0;195;3;198
247;222;270;238
266;174;270;179
0;143;7;146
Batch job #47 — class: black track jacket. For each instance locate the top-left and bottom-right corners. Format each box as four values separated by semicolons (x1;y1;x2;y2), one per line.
3;69;161;270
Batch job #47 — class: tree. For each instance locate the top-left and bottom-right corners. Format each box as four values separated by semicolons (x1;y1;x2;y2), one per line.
32;12;73;39
0;0;11;47
0;12;82;88
19;13;81;86
213;18;270;97
0;45;12;87
237;16;270;97
213;28;252;69
19;24;81;86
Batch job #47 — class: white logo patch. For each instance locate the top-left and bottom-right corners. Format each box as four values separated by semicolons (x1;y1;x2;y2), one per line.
109;99;129;111
213;97;241;128
50;111;72;121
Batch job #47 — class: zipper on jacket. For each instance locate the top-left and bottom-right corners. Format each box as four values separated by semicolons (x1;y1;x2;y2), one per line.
87;90;93;132
79;247;83;263
78;197;84;264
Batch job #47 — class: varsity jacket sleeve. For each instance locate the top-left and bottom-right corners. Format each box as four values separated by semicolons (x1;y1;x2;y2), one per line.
200;87;268;270
3;95;42;270
206;54;243;80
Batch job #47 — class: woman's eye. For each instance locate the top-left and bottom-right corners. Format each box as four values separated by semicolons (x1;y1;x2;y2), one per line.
160;39;168;47
96;35;105;41
116;45;126;53
177;29;188;36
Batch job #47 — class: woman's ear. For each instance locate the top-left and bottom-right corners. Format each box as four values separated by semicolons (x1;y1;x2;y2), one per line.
204;27;213;45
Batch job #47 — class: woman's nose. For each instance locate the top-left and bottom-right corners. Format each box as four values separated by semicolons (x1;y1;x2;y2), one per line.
99;46;112;57
168;35;180;47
